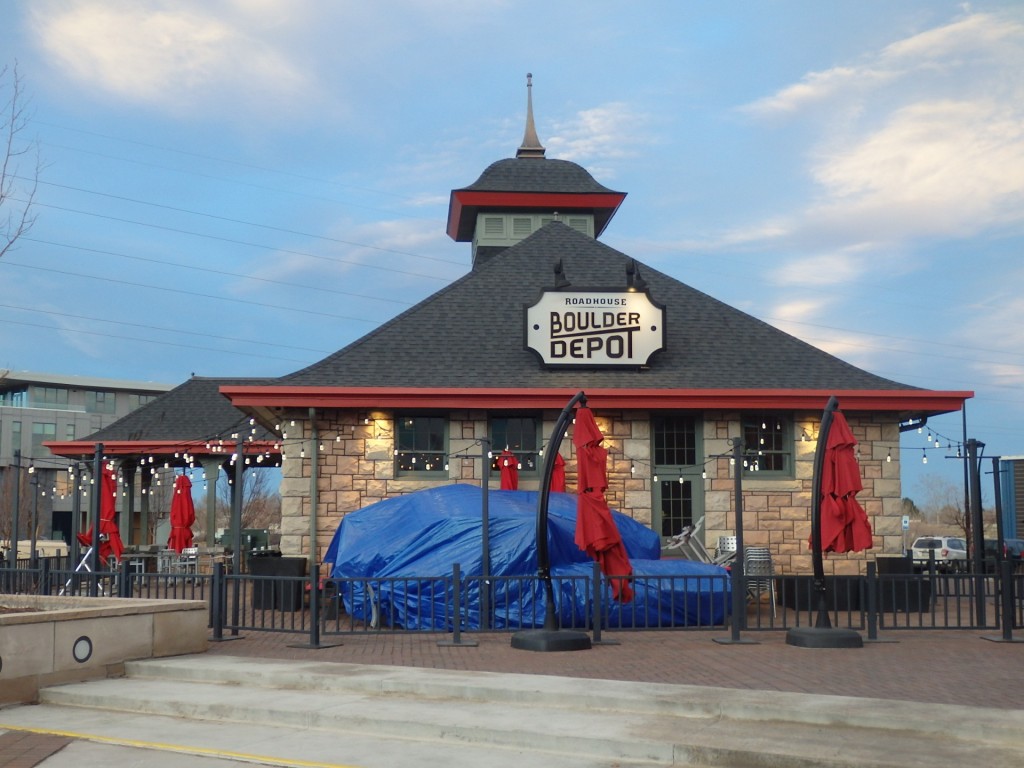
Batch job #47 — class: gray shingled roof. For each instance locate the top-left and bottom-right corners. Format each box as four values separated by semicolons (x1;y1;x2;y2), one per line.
458;158;623;195
86;377;278;443
281;223;914;391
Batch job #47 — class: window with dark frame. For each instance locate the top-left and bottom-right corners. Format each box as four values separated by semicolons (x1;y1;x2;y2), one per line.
489;415;540;474
85;390;116;415
395;415;448;475
742;413;793;475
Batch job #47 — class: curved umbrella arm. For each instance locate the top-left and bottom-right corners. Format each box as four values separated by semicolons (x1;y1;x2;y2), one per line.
535;390;587;631
811;395;839;628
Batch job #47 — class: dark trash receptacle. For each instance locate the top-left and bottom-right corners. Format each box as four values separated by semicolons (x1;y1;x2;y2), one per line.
250;555;306;612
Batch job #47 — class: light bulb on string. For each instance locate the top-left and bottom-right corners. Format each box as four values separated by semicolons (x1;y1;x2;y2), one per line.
886;449;892;463
922;449;928;465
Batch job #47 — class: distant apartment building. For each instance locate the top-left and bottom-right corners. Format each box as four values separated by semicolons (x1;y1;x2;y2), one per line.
0;370;173;545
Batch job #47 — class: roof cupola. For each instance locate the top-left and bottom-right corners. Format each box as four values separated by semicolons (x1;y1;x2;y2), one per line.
446;75;627;268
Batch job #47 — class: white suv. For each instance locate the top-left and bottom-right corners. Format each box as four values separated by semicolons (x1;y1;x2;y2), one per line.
911;536;968;572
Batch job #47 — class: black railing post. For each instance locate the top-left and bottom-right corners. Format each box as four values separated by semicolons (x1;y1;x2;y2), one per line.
999;559;1015;641
120;559;131;598
438;562;477;647
89;444;103;597
452;563;462;644
716;437;757;644
230;437;244;635
308;566;321;648
966;439;986;627
210;562;224;641
865;562;878;641
39;559;50;596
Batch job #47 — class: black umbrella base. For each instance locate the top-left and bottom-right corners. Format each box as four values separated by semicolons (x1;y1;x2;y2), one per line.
510;628;592;652
785;627;863;648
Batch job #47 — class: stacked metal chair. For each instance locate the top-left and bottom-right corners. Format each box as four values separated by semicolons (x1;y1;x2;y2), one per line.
743;546;777;617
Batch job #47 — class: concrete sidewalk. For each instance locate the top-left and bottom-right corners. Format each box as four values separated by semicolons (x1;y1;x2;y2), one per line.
2;628;1022;767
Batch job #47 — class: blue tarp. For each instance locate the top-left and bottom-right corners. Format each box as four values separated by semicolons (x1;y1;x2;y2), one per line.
323;484;730;629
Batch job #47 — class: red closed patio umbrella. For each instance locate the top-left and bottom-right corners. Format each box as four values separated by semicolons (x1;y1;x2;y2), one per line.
816;408;873;554
498;449;519;490
572;407;633;602
788;395;871;645
550;453;566;493
77;465;124;567
167;474;196;553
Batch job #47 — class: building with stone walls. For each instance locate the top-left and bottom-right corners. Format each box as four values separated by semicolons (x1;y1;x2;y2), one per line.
221;81;969;578
48;81;971;578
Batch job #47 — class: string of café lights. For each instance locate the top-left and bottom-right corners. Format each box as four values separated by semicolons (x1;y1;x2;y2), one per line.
18;412;972;515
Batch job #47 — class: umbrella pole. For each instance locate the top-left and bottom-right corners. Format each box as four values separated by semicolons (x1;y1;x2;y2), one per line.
511;390;592;652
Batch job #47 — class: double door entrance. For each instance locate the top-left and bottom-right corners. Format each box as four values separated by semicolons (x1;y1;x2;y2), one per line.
651;414;705;545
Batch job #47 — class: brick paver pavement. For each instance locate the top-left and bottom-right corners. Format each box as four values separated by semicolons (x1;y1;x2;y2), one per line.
0;732;71;768
205;627;1024;710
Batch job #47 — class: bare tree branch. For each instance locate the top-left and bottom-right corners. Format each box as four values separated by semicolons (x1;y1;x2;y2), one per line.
1;61;40;260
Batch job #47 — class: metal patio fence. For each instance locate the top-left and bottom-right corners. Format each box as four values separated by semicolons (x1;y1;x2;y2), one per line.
3;556;1022;647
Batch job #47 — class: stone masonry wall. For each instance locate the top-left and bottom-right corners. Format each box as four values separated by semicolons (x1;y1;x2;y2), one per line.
278;408;902;577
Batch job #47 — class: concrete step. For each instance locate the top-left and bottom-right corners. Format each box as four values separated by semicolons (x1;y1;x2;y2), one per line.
127;655;1024;746
1;655;1021;768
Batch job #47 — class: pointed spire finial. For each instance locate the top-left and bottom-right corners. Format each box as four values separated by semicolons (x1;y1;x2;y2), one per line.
517;72;546;159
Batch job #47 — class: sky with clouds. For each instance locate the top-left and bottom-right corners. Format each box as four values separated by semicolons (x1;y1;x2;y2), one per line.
1;1;1022;504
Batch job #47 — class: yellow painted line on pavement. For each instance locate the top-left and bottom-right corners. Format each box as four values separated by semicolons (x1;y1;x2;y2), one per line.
0;723;364;768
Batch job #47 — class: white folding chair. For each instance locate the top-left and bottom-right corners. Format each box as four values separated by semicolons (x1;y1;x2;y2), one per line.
663;515;713;563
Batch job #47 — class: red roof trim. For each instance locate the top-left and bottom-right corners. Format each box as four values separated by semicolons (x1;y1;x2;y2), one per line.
43;439;281;459
447;190;627;240
220;385;972;414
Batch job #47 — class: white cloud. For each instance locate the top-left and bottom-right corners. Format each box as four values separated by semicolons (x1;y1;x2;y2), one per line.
546;102;649;176
809;99;1024;238
29;1;315;116
768;252;867;287
714;10;1024;257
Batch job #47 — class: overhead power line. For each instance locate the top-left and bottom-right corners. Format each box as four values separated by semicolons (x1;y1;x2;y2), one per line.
0;260;395;325
0;301;332;355
0;318;317;365
24;176;464;267
22;237;413;307
22;199;464;283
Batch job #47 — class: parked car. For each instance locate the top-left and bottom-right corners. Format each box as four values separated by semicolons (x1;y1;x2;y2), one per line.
983;538;1024;573
910;536;968;572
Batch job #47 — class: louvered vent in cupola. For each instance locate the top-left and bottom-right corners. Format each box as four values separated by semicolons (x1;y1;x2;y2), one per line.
512;217;533;237
567;218;590;235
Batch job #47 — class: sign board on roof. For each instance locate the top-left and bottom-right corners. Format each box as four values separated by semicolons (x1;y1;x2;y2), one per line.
524;289;665;368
